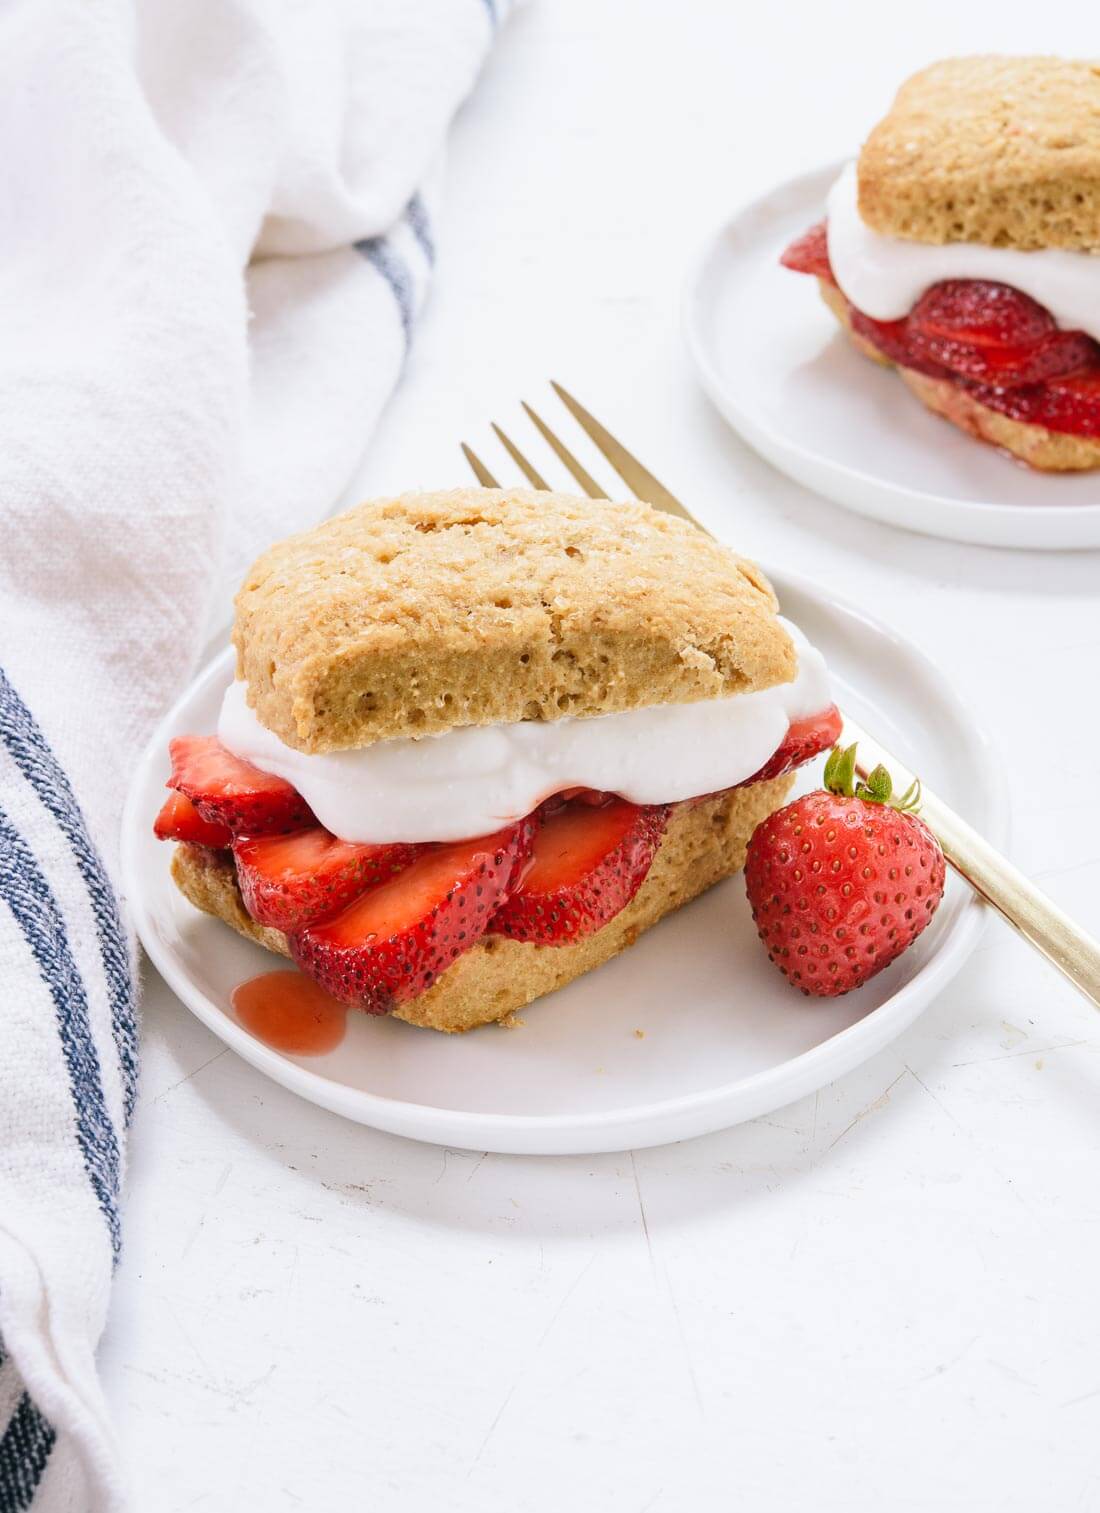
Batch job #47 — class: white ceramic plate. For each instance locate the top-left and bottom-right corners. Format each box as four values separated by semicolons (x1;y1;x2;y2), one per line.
122;571;1005;1155
683;162;1100;551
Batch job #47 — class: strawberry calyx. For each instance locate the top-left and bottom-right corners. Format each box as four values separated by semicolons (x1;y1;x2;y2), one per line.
823;743;921;813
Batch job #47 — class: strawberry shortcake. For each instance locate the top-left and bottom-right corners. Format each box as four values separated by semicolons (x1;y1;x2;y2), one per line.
154;488;839;1032
782;56;1100;470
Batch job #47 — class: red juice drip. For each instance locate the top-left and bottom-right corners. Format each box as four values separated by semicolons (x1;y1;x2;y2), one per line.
231;970;348;1056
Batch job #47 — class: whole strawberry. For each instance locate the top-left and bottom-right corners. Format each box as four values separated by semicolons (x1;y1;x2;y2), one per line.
744;744;946;997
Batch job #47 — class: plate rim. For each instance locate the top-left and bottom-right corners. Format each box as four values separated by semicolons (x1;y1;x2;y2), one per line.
682;159;1100;551
122;569;1007;1151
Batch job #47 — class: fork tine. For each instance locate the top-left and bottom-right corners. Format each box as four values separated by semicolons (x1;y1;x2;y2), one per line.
491;423;550;490
521;402;608;499
461;442;501;488
550;381;701;529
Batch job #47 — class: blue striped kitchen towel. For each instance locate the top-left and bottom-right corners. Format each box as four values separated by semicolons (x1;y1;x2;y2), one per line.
0;0;512;1505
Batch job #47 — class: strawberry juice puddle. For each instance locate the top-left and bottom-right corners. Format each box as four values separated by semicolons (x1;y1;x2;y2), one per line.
232;969;349;1055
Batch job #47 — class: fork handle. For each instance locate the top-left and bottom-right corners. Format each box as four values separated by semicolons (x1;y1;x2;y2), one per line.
920;787;1100;1008
841;711;1100;1010
458;393;1100;1009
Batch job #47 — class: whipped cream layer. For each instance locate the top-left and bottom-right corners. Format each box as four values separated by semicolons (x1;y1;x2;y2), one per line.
826;161;1100;341
218;619;832;844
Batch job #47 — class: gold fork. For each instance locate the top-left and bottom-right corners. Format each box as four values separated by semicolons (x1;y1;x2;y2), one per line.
461;381;1100;1010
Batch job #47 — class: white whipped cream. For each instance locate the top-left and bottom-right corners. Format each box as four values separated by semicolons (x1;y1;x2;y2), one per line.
218;619;832;845
825;161;1100;340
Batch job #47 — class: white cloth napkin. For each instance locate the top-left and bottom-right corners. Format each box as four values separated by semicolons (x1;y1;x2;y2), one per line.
0;1;508;1506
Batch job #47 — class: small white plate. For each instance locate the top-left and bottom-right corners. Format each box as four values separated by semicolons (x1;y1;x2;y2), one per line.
122;571;1005;1155
683;162;1100;551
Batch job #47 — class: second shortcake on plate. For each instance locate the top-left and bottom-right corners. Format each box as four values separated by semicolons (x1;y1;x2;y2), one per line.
782;56;1100;470
153;488;840;1032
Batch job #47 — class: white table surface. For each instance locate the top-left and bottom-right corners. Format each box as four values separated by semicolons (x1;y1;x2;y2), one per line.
99;4;1100;1509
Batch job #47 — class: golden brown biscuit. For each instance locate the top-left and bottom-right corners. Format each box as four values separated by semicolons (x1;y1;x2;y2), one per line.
858;56;1100;251
818;281;1100;471
171;776;794;1034
233;488;796;753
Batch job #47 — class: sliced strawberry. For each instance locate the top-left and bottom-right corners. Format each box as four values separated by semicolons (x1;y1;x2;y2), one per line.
914;325;1098;387
545;786;615;811
153;791;232;849
850;296;1100;418
490;796;669;946
167;735;313;836
741;704;844;787
971;368;1100;439
1032;370;1100;437
290;820;536;1010
848;306;945;376
233;827;422;933
779;222;835;284
905;280;1097;387
781;224;1100;441
909;279;1054;351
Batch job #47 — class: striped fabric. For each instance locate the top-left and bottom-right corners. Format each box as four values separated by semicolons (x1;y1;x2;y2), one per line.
0;1;511;1506
355;190;437;345
0;675;131;1509
0;1392;56;1513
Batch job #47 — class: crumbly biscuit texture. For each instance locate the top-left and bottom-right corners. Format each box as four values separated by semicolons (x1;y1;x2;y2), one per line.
818;280;1100;471
858;56;1100;251
233;488;796;753
171;776;794;1034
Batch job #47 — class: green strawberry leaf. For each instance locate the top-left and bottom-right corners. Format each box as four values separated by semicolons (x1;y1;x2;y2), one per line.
823;744;923;812
823;742;858;797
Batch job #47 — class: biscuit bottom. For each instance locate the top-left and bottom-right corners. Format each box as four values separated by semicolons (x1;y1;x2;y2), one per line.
171;774;795;1034
819;281;1100;473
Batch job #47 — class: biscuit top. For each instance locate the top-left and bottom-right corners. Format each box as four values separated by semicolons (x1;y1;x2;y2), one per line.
858;56;1100;251
232;487;796;753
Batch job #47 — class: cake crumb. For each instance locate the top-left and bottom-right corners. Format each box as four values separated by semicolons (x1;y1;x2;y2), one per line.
498;1012;525;1030
678;642;716;673
633;1028;645;1039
